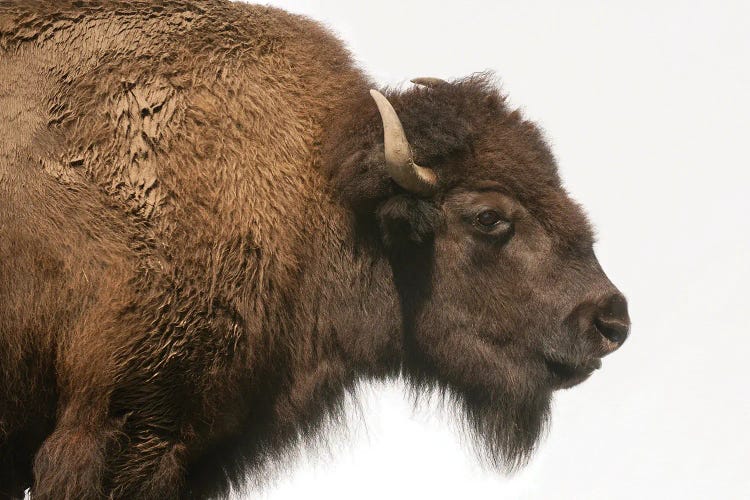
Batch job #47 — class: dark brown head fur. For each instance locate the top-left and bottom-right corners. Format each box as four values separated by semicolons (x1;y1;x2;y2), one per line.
322;75;628;469
0;1;629;498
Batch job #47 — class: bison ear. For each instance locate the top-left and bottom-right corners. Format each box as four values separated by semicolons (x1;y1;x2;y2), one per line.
376;194;443;247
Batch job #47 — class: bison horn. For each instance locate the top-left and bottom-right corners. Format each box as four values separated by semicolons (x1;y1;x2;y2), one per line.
410;77;448;88
369;89;437;196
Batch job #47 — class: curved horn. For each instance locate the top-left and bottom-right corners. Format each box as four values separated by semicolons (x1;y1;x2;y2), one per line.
369;89;437;196
411;77;449;88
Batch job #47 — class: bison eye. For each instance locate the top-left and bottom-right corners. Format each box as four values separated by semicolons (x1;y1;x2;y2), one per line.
474;209;514;239
476;210;503;227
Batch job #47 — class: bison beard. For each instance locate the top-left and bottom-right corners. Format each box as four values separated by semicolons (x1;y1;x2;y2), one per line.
406;373;551;471
386;226;550;471
0;0;629;497
458;383;550;471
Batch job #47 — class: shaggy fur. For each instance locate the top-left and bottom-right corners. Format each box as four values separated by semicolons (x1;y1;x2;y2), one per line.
0;1;629;498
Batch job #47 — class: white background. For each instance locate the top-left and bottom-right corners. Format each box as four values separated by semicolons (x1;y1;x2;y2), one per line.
233;1;750;499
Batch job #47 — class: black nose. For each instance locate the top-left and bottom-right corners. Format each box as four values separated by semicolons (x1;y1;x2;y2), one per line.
594;293;630;346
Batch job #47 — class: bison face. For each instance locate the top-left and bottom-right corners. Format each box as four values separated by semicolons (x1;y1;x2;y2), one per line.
425;186;628;393
365;78;629;469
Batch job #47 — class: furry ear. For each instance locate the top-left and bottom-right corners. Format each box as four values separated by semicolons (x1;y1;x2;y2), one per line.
376;195;443;247
335;146;394;214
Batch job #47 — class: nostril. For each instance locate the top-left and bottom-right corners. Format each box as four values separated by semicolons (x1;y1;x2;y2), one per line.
595;293;630;345
595;315;629;344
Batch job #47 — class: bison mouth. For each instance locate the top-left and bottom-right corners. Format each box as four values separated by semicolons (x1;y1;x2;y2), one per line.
545;357;602;389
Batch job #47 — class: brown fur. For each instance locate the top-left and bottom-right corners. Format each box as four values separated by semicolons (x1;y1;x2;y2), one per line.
0;1;629;498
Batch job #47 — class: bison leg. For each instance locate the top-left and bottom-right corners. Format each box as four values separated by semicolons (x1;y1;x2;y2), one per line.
32;409;188;499
31;406;115;500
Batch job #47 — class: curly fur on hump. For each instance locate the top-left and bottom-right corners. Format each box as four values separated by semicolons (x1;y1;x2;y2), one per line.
0;1;626;498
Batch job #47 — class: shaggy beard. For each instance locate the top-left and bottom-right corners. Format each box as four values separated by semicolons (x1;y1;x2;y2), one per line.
408;376;552;471
459;388;551;471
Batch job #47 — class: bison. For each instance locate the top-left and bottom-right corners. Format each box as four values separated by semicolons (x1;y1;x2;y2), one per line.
0;1;630;498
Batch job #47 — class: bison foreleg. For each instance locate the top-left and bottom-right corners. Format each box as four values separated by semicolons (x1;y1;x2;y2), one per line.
31;409;115;500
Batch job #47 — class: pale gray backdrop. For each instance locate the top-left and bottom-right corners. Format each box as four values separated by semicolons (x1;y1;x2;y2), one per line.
228;1;750;499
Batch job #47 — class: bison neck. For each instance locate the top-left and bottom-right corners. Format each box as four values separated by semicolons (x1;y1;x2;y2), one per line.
247;212;405;456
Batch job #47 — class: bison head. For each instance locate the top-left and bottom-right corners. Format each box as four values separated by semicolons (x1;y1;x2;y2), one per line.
327;74;629;470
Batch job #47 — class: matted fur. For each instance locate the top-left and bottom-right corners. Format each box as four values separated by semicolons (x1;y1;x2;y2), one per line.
0;1;628;499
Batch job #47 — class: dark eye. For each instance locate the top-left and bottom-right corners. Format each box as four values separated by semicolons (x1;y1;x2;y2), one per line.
473;209;514;240
476;210;503;227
